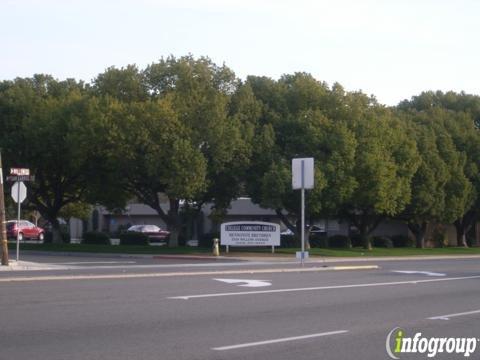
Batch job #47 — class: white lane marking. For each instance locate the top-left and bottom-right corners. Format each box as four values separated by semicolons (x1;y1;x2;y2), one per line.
428;309;480;321
212;330;348;351
392;270;446;277
53;261;137;265
169;275;480;300
214;278;271;287
0;266;377;281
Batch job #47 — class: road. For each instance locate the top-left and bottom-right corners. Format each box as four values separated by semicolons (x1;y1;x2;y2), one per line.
0;253;479;360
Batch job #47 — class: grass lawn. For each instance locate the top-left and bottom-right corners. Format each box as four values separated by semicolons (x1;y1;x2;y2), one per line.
274;247;480;257
10;243;211;255
7;242;480;257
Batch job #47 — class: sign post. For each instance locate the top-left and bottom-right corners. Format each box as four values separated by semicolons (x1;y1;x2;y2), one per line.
11;181;27;262
9;168;32;263
0;152;8;266
292;158;314;265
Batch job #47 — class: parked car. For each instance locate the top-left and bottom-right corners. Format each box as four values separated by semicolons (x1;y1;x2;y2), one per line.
280;228;294;236
280;225;326;236
127;225;170;243
6;220;45;241
309;225;326;235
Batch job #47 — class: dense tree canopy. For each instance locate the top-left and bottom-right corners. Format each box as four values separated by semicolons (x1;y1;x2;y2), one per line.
1;56;480;249
0;75;117;242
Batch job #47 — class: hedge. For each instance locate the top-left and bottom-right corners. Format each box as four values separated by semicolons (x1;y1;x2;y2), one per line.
119;232;149;245
83;231;110;245
327;235;351;248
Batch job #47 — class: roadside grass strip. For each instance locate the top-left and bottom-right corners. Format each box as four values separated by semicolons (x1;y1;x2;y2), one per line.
212;330;349;351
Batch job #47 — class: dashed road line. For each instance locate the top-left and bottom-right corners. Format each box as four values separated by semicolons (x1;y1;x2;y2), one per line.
212;330;349;351
428;309;480;320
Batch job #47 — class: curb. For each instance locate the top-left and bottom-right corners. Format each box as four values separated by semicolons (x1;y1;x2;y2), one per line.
10;250;480;263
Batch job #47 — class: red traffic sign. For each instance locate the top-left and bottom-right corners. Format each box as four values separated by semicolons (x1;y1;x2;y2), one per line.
10;168;30;176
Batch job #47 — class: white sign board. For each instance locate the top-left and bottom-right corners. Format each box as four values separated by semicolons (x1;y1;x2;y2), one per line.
221;221;280;246
11;181;27;203
292;158;314;189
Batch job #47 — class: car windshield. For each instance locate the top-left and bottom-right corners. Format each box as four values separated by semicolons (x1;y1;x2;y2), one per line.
6;222;16;229
144;225;160;232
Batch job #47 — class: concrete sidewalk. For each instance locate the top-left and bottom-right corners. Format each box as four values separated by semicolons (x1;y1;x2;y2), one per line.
0;260;73;271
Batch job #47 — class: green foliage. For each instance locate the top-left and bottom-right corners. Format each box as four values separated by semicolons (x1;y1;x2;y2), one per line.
280;234;299;248
119;232;149;246
309;234;328;248
59;202;92;221
94;56;250;247
391;235;413;248
372;236;394;248
2;61;480;251
199;232;220;248
0;75;122;243
327;235;351;248
44;231;70;244
83;231;110;245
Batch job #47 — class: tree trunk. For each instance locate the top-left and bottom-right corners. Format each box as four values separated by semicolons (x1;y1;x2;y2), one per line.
408;222;427;249
454;220;468;248
360;227;371;250
167;199;181;247
50;218;63;244
275;209;296;234
349;212;383;250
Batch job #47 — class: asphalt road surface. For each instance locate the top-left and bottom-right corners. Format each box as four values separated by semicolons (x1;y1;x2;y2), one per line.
0;254;479;360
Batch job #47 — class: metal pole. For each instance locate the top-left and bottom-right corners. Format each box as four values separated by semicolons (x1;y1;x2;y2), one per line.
0;151;8;266
301;188;305;266
301;160;305;266
16;182;20;262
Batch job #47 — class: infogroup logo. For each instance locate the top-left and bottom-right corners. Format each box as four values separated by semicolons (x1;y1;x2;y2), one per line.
386;327;479;359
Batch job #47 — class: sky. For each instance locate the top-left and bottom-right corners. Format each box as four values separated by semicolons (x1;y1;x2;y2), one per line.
1;0;479;105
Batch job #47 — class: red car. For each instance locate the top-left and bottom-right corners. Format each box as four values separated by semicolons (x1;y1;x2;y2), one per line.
127;225;170;243
6;220;45;241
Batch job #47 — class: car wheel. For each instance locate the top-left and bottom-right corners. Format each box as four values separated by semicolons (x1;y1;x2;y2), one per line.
18;232;23;241
38;233;45;242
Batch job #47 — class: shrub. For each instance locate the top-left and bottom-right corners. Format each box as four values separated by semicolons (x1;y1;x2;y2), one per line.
280;234;299;248
309;234;328;248
372;236;393;248
391;235;413;248
350;234;363;247
197;232;219;248
328;235;351;248
83;231;110;245
44;230;71;244
119;232;149;246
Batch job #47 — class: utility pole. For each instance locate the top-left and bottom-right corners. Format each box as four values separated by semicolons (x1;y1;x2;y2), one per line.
0;151;9;265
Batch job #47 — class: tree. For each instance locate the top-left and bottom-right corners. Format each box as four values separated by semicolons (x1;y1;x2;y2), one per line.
107;99;207;247
96;56;251;246
399;109;471;248
0;75;118;242
442;112;479;247
399;92;480;247
339;106;420;249
245;74;358;245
